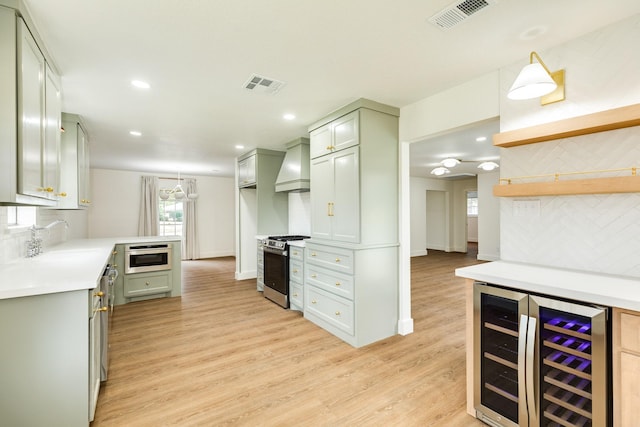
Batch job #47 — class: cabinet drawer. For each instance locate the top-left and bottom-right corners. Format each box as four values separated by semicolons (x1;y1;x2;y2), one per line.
621;312;640;353
305;244;353;275
124;272;172;297
305;286;354;335
290;282;303;309
289;246;304;261
305;265;353;300
290;259;303;283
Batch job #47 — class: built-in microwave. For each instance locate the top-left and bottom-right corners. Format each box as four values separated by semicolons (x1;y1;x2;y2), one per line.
125;243;172;274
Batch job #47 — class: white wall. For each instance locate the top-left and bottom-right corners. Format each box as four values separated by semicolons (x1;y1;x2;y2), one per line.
477;171;500;261
499;14;640;277
89;168;235;259
409;176;477;256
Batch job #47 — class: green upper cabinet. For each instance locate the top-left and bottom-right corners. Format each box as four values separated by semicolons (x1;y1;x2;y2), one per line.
57;114;91;209
0;5;62;206
308;99;399;246
309;110;359;159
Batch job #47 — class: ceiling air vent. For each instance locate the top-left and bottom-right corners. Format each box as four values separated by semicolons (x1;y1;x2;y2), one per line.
243;73;285;94
428;0;498;29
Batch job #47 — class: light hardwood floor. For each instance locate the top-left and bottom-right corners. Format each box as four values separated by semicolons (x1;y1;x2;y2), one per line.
92;247;486;426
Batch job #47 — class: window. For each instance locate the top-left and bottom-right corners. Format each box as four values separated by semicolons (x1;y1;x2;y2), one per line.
8;206;37;227
467;193;478;216
158;179;183;236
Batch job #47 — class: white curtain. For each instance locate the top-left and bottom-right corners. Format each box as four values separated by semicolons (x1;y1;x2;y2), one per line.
182;178;199;260
138;176;159;236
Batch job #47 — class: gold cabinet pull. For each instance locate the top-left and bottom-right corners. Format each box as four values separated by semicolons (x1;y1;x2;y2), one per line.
97;307;108;312
335;311;341;316
311;274;317;278
335;282;341;287
56;192;67;197
335;258;341;263
94;291;104;297
311;252;316;257
325;145;335;151
293;269;298;273
293;293;298;297
311;300;317;304
327;202;334;217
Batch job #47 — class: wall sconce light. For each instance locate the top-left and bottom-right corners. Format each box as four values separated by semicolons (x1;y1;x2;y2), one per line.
508;51;565;105
430;167;450;176
478;161;499;171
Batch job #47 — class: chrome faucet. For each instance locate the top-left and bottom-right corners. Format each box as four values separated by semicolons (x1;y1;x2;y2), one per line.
26;220;69;257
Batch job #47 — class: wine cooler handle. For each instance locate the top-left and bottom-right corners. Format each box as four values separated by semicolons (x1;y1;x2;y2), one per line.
517;314;529;422
525;315;538;424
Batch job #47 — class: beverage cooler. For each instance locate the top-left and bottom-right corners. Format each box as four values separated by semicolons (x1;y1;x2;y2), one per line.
473;282;610;427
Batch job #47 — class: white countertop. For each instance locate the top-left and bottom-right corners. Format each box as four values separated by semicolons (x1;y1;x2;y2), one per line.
0;236;181;300
456;261;640;312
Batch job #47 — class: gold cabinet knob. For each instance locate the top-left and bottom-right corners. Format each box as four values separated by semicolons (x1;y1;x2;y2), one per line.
335;258;341;263
57;192;67;197
112;250;118;255
335;282;341;287
335;311;341;316
145;281;150;286
97;307;108;312
94;291;104;297
311;274;317;278
293;293;298;297
293;269;298;273
311;252;316;257
311;300;317;304
293;251;298;256
45;187;54;192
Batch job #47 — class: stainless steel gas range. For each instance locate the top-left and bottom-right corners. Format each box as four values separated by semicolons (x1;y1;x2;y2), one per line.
262;235;309;308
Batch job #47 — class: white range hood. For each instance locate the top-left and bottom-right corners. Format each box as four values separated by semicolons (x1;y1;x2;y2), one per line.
275;137;310;192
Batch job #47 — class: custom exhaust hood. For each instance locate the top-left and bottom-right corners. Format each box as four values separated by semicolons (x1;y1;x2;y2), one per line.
275;137;310;192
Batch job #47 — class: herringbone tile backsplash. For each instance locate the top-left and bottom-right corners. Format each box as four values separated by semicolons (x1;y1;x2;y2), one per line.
499;14;640;277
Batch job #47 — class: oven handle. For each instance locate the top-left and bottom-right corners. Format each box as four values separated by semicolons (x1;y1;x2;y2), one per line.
263;246;287;256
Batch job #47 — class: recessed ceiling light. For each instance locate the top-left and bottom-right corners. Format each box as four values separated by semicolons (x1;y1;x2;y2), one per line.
129;130;142;136
283;113;295;121
131;80;150;89
476;136;487;142
235;145;245;150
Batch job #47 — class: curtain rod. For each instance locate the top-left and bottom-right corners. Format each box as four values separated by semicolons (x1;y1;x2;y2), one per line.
158;176;197;181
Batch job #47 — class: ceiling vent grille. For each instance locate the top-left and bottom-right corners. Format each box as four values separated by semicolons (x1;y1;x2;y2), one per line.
243;74;285;94
428;0;497;29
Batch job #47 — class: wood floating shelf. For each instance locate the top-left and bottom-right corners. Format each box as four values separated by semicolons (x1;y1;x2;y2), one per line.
493;103;640;147
494;176;640;197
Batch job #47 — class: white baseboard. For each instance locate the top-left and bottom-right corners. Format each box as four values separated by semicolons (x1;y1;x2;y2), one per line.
397;318;414;335
411;249;428;257
478;253;500;261
195;250;235;259
235;270;257;280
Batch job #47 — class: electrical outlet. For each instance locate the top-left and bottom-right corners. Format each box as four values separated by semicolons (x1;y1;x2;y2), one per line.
513;199;540;217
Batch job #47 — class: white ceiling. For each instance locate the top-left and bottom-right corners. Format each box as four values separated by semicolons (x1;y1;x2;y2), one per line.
21;0;640;178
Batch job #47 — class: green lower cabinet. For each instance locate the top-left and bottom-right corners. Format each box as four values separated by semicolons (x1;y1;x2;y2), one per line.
124;271;172;298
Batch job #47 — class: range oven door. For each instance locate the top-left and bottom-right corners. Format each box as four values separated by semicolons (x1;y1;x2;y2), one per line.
263;246;289;308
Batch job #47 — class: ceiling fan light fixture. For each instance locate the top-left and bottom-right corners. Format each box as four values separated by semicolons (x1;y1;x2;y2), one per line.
431;167;451;176
478;161;499;171
441;158;461;168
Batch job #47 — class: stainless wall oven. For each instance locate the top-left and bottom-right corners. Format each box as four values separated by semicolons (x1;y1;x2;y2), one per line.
474;282;610;427
125;243;172;274
263;235;309;308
